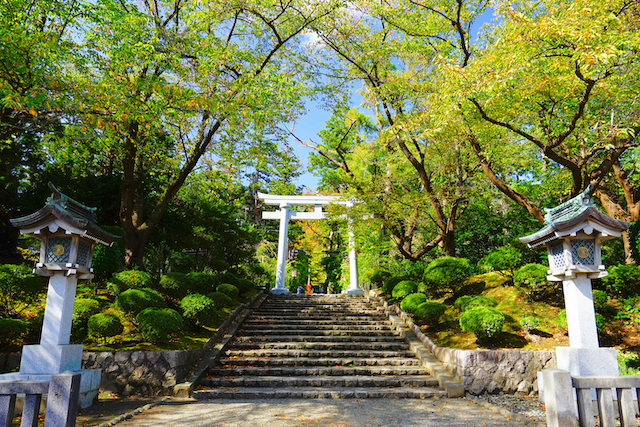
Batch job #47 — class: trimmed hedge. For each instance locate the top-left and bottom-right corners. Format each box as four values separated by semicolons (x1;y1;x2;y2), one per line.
235;278;255;295
159;272;191;299
187;272;218;295
180;294;217;327
216;283;239;299
107;270;152;296
421;257;472;296
73;298;101;323
601;265;640;298
136;308;182;343
514;263;560;302
0;318;28;345
88;313;123;341
459;307;505;339
208;291;233;309
400;293;427;315
217;272;240;287
392;281;418;299
115;288;166;316
478;246;523;274
414;301;446;325
365;266;392;289
454;295;497;311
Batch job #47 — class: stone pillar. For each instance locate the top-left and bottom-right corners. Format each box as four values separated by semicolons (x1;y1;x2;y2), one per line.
41;273;77;345
563;275;598;348
344;203;363;295
272;202;290;294
541;369;578;427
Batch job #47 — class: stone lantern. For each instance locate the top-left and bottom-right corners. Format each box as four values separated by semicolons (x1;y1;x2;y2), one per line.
1;183;119;407
520;185;629;387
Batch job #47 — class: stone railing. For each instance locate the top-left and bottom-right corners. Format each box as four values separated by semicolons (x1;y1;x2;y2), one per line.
367;292;556;395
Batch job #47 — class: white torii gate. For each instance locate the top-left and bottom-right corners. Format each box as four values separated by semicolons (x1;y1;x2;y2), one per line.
258;192;364;295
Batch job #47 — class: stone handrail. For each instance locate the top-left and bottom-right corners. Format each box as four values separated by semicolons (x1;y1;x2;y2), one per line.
0;372;81;427
542;368;640;427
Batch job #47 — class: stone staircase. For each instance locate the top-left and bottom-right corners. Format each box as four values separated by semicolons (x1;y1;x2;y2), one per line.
195;294;448;398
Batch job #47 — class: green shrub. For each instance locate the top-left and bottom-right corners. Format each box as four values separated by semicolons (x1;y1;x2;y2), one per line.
465;296;498;311
365;266;392;289
216;283;239;299
0;318;28;346
478;246;523;275
595;313;606;334
392;280;418;299
520;316;540;332
602;265;640;298
115;288;166;315
91;226;125;280
454;295;475;311
136;308;182;343
514;263;561;303
618;350;640;376
107;270;152;296
87;313;123;342
382;276;403;295
421;257;472;297
73;298;101;323
459;307;506;339
557;309;567;330
209;258;229;273
400;293;427;314
235;278;255;295
208;291;233;309
592;289;609;313
217;272;240;286
159;272;191;299
180;294;217;327
187;272;218;294
0;264;45;317
413;301;446;324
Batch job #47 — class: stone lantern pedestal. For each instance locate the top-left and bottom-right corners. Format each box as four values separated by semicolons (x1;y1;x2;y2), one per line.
0;183;119;408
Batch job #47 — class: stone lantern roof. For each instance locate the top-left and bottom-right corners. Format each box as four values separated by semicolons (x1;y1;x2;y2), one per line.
520;185;630;248
10;182;119;246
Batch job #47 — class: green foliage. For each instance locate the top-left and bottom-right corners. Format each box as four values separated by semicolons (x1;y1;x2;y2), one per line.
454;295;475;311
514;264;561;303
365;266;392;288
91;226;125;280
209;259;229;273
0;318;28;346
602;265;640;298
421;257;472;297
0;264;45;317
557;309;567;330
400;293;427;315
115;288;166;316
382;276;403;295
519;316;540;332
414;301;446;325
73;299;101;323
618;350;640;376
592;289;609;314
216;283;239;300
217;272;240;286
207;291;233;309
459;307;506;339
455;295;498;311
136;308;182;343
107;270;152;296
187;272;218;295
235;278;255;295
180;294;217;327
392;280;418;299
478;246;523;276
88;313;123;342
159;273;191;299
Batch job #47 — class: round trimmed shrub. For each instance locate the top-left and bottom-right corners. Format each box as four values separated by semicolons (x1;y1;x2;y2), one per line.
217;272;240;286
0;318;28;345
464;296;498;311
382;276;403;295
602;265;640;298
209;258;229;272
478;246;523;274
454;295;475;311
159;272;191;299
592;289;608;313
180;294;217;327
115;288;166;316
136;308;182;343
459;307;505;339
520;316;540;332
557;309;567;330
392;280;418;299
107;270;152;296
400;293;427;315
421;257;472;296
88;313;123;341
514;263;560;302
365;266;392;289
187;272;218;294
235;278;255;295
216;283;239;299
208;291;233;309
414;301;446;325
73;298;101;323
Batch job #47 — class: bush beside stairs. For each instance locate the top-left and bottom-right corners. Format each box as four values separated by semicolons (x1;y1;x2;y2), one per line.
194;294;455;399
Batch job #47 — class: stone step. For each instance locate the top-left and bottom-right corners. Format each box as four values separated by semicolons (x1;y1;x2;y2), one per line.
217;357;423;367
238;324;396;332
242;319;391;326
248;315;388;321
253;309;381;315
236;329;397;337
233;335;404;343
228;341;409;351
194;387;447;399
199;375;439;388
208;366;431;377
224;349;417;358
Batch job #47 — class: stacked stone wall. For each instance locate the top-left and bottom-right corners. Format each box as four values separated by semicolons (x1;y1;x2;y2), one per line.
367;293;557;395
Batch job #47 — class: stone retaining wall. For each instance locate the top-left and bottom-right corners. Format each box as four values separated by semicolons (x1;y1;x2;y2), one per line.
368;293;557;395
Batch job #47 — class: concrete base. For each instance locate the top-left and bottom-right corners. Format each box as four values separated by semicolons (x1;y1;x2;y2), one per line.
271;288;289;295
343;288;364;295
0;369;101;408
20;344;83;373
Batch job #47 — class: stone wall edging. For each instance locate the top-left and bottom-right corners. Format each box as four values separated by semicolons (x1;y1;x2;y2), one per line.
367;292;556;395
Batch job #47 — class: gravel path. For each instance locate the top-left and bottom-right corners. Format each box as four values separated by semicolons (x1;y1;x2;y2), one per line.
97;396;546;427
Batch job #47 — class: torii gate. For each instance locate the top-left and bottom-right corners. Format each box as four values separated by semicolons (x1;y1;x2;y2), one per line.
258;192;364;295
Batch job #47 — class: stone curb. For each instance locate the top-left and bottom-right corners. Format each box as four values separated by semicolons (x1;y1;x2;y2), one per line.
366;292;465;398
466;395;544;426
172;292;267;398
94;396;169;427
